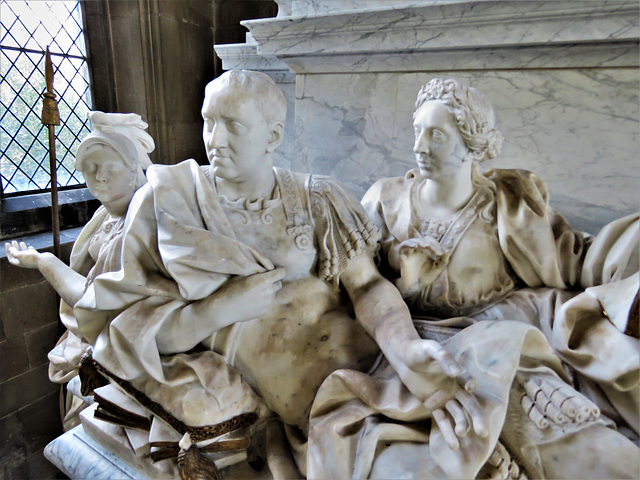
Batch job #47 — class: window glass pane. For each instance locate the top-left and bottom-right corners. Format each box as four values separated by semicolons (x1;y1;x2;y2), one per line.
1;0;92;195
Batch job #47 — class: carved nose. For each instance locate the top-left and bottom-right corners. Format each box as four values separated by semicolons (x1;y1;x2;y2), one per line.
209;124;228;148
414;133;429;154
95;165;108;181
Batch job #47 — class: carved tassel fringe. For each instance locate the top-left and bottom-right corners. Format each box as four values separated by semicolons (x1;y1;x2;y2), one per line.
177;433;221;480
79;353;109;396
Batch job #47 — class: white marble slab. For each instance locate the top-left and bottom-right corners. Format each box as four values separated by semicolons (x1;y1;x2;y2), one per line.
44;425;146;480
288;0;473;17
244;0;638;70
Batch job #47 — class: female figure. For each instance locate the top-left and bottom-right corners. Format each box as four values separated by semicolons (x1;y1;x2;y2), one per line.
359;78;639;472
5;112;156;427
5;112;152;305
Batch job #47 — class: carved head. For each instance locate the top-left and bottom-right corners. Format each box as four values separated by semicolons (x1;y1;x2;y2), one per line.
202;70;285;180
76;112;153;187
76;128;146;210
204;70;286;127
415;78;503;162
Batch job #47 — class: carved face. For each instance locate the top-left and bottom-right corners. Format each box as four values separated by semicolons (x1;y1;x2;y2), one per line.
202;84;279;183
82;145;136;209
413;100;469;181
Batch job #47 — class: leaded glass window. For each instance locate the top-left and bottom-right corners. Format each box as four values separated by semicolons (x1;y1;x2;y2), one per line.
1;0;93;196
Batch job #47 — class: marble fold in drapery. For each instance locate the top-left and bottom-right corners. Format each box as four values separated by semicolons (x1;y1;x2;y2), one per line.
552;273;639;434
307;320;605;479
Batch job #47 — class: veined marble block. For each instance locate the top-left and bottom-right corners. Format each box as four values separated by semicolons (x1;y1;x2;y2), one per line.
216;0;639;233
44;424;146;480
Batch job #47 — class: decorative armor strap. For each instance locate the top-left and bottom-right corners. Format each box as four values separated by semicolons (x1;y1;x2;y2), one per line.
274;167;314;250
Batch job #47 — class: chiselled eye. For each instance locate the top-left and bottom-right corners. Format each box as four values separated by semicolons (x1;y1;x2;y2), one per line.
107;162;124;173
203;118;214;131
432;129;446;142
227;121;245;134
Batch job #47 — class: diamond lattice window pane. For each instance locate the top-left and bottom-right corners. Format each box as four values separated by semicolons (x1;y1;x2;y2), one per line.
1;0;92;195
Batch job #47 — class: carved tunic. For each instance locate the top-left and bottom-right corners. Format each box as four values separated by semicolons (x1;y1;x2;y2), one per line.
200;167;381;428
363;165;594;317
62;160;379;432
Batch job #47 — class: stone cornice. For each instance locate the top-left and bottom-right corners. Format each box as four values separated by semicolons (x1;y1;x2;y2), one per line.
239;0;639;73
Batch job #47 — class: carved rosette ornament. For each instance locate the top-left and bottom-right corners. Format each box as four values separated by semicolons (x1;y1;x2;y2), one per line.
288;224;313;250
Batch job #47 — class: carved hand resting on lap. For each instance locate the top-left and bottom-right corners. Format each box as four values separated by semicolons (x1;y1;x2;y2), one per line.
388;336;487;450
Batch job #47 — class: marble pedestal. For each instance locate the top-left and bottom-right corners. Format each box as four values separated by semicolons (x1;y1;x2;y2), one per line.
44;403;272;479
44;424;146;480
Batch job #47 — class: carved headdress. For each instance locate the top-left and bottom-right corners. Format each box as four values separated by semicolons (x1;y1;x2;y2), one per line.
75;112;155;187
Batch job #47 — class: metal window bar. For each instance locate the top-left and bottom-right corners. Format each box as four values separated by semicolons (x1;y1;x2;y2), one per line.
1;0;93;197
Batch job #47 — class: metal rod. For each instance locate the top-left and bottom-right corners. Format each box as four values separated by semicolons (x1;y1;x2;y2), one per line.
41;46;61;258
47;124;60;257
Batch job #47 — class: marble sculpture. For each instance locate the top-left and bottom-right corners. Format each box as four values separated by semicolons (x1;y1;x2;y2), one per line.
362;78;639;438
313;78;640;479
5;112;155;429
7;72;639;479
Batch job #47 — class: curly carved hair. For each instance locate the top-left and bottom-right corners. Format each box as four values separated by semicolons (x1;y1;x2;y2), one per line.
415;78;503;162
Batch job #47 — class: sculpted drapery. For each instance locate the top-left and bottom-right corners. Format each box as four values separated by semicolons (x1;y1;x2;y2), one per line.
361;164;639;435
41;73;639;479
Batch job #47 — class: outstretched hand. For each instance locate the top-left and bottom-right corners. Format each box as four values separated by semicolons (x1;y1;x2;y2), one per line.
5;241;42;269
392;338;488;449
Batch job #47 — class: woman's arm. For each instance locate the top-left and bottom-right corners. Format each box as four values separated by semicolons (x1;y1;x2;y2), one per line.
5;241;87;306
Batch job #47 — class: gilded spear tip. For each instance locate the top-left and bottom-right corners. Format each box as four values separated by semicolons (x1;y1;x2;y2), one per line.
42;45;60;126
45;46;54;94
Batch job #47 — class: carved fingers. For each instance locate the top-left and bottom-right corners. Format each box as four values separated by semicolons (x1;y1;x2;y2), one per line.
481;441;527;480
397;237;450;289
401;339;488;448
454;388;488;438
519;372;600;429
4;240;41;269
215;267;286;322
431;389;489;450
445;399;469;437
433;408;459;450
406;339;477;389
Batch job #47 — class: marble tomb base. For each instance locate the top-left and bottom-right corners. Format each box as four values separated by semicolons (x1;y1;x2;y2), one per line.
44;404;266;479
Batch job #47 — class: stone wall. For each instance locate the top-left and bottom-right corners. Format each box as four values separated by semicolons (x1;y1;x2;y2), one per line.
84;0;216;167
0;236;75;479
